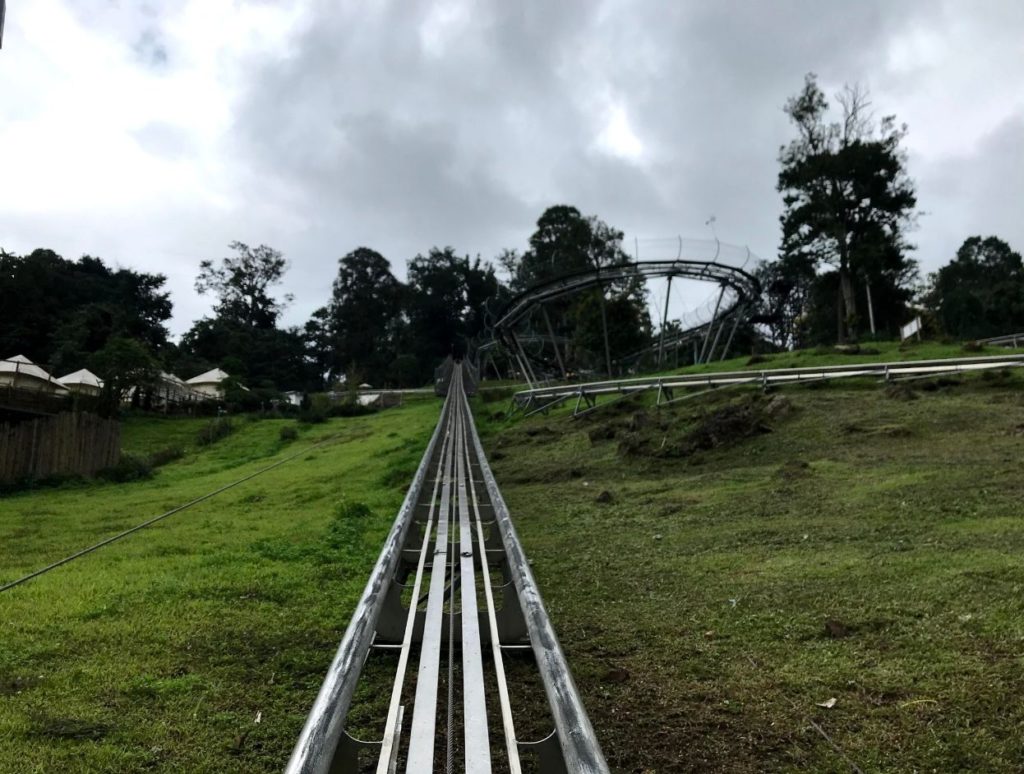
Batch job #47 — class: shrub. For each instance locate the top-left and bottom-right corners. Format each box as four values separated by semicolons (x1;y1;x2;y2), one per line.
279;425;299;442
97;454;153;483
196;417;234;446
147;446;184;468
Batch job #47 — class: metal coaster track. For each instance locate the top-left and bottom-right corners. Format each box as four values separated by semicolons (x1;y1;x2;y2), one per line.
287;361;607;773
491;257;760;385
511;353;1024;417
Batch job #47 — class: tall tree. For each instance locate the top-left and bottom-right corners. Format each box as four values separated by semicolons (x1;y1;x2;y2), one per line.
778;74;917;341
925;236;1024;339
502;205;649;374
0;249;171;371
323;247;403;385
195;242;291;329
179;242;314;391
405;247;505;374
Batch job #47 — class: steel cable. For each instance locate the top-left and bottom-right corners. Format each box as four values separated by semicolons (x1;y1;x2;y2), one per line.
0;431;342;594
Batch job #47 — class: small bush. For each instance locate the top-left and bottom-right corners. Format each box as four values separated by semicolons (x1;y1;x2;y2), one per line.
298;408;328;424
279;425;299;442
97;454;153;483
328;402;377;418
196;418;234;446
148;446;185;468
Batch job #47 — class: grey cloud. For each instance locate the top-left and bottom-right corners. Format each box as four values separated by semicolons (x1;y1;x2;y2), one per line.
5;0;1023;336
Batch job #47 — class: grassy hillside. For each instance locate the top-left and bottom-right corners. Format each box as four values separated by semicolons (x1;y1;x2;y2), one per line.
0;401;439;773
476;370;1024;772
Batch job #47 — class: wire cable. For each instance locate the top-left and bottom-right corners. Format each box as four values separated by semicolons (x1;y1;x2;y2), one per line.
0;432;341;594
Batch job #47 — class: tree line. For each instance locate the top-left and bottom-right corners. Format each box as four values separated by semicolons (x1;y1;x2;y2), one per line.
2;73;1021;404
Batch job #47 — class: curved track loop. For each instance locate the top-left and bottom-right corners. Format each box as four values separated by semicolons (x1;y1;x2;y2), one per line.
287;362;607;774
492;257;760;383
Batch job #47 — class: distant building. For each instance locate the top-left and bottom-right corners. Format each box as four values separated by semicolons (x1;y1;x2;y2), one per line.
186;368;247;398
57;368;104;397
283;390;303;407
0;355;69;395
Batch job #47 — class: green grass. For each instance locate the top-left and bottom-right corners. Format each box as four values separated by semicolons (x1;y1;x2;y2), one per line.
0;399;439;773
477;373;1024;772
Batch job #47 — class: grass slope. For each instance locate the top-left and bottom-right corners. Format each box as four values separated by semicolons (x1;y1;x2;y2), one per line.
0;401;438;773
477;372;1024;772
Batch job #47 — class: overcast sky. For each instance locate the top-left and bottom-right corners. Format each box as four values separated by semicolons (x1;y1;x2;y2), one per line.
2;0;1022;336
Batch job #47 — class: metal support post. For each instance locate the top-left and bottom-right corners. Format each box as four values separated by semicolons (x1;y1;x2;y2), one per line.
698;285;726;364
598;285;613;377
658;275;673;368
720;307;745;361
508;332;535;389
706;316;727;363
541;305;567;379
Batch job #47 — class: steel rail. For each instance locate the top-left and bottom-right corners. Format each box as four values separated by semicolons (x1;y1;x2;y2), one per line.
512;353;1024;408
287;362;608;773
462;375;609;773
286;389;454;773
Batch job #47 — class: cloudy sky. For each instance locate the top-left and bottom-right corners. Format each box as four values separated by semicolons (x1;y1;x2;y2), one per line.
1;0;1022;336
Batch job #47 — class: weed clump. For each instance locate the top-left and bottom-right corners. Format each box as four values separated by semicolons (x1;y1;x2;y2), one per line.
885;383;918;401
196;418;234;446
147;446;185;467
617;396;776;458
279;425;299;443
97;454;153;483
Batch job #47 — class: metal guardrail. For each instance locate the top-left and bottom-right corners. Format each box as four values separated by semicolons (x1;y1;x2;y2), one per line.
287;362;607;773
981;333;1024;348
512;353;1024;416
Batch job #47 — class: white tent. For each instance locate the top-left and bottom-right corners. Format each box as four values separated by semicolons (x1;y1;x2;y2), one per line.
0;355;69;394
57;368;104;396
186;367;246;398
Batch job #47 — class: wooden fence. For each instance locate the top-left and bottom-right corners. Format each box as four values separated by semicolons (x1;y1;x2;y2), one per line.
0;412;120;484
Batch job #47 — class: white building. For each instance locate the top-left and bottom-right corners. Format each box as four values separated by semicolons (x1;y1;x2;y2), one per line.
186;368;246;398
0;355;69;394
57;368;104;397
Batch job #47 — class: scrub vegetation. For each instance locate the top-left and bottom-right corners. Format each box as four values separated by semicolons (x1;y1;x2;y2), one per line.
476;370;1024;772
0;399;437;773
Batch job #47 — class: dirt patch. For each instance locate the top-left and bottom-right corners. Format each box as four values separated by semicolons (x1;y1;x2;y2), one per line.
777;459;811;479
842;423;912;438
0;675;39;695
618;397;775;459
885;383;918;401
919;377;962;392
31;715;113;741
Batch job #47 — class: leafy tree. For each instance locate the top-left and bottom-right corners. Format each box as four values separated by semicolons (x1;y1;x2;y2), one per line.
179;243;315;391
0;249;171;371
753;254;817;349
322;247;404;385
177;317;313;392
404;247;506;381
89;336;160;416
778;74;918;341
925;236;1024;339
195;242;291;329
502;205;649;374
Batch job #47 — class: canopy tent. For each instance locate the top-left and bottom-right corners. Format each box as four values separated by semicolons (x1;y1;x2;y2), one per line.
57;368;104;396
0;355;70;394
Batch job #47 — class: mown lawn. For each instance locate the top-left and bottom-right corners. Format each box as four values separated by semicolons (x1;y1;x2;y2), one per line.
477;371;1024;772
0;400;439;773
